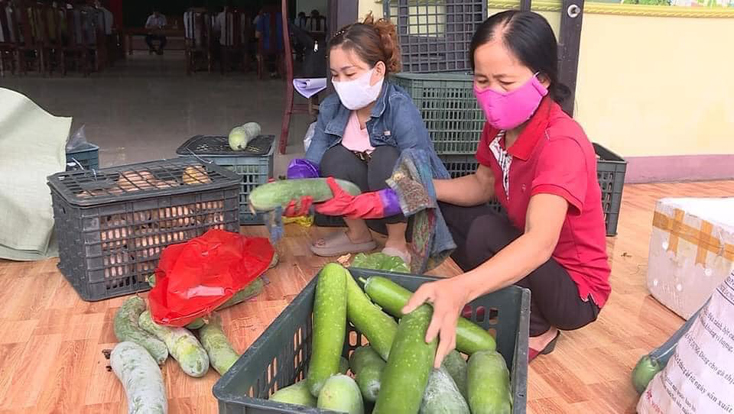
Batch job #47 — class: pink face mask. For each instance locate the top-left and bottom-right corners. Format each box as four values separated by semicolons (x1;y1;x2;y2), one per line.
474;75;549;130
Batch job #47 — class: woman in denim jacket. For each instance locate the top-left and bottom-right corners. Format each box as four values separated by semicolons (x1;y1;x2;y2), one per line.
285;14;441;264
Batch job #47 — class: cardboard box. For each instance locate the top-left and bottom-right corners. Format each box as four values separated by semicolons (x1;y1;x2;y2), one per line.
647;198;734;320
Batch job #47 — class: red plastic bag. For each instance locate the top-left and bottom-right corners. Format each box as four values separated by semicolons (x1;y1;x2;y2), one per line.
148;229;274;326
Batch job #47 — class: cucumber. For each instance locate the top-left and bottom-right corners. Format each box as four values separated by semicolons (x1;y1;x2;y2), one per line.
306;263;348;397
363;276;496;355
467;350;512;414
249;178;362;212
339;356;350;375
632;303;705;394
111;341;167;414
113;296;168;365
198;314;239;375
420;367;470;414
138;311;210;378
270;380;317;407
147;276;264;330
441;350;468;399
346;272;398;361
373;305;437;414
349;346;385;403
317;374;364;414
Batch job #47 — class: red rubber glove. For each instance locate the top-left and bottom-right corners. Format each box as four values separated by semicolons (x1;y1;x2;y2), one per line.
283;196;313;217
315;177;396;219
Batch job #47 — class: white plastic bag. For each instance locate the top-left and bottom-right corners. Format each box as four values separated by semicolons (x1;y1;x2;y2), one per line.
637;270;734;413
303;121;316;152
65;124;89;152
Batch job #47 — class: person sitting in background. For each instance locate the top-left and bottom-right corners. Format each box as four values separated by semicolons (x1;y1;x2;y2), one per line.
145;8;167;55
255;5;283;78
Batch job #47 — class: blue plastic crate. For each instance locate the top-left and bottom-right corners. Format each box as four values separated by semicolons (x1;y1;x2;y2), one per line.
65;143;100;171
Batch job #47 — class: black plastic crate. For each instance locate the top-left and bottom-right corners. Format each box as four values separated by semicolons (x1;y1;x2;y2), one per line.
176;135;275;225
384;0;487;73
66;143;100;171
438;147;627;236
393;72;483;155
214;269;530;414
595;143;627;236
48;158;241;302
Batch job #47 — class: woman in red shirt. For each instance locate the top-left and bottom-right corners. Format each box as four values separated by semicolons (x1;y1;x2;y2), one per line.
403;11;611;366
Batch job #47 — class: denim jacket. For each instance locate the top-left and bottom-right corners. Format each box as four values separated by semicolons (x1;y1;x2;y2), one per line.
304;81;445;173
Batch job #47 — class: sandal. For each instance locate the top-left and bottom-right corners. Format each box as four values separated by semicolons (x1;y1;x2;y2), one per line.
382;247;412;266
310;230;377;257
529;331;560;362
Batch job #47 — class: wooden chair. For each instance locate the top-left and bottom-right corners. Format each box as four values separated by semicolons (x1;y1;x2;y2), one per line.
219;8;246;74
80;7;105;72
0;1;18;76
278;0;317;154
14;2;44;74
36;2;66;76
60;6;89;76
184;8;211;75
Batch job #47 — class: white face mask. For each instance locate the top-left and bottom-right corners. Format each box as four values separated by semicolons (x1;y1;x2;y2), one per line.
332;68;384;110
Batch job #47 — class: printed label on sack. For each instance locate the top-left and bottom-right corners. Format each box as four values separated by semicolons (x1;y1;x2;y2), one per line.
638;271;734;414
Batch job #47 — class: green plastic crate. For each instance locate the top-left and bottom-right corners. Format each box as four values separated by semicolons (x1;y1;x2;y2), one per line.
393;72;483;155
213;268;530;414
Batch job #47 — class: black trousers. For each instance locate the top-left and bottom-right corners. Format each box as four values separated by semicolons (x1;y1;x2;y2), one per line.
439;202;600;336
320;144;406;232
145;35;167;50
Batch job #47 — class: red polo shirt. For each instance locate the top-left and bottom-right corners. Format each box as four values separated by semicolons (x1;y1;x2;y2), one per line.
476;97;611;308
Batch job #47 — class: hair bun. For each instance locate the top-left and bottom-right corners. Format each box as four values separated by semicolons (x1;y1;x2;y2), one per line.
364;13;402;73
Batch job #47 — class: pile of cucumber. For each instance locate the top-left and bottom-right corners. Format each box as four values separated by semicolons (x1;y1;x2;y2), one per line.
268;263;513;414
110;254;277;414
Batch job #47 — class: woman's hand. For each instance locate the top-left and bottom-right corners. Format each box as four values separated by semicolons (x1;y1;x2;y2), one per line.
402;277;472;368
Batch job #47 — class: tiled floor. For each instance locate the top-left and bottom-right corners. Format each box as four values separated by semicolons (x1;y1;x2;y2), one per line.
0;51;311;173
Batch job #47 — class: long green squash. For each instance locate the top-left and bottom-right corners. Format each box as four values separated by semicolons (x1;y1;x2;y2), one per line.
373;305;437;414
113;296;168;365
249;178;362;212
306;263;348;397
362;276;496;355
111;342;167;414
198;314;239;375
139;311;210;378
